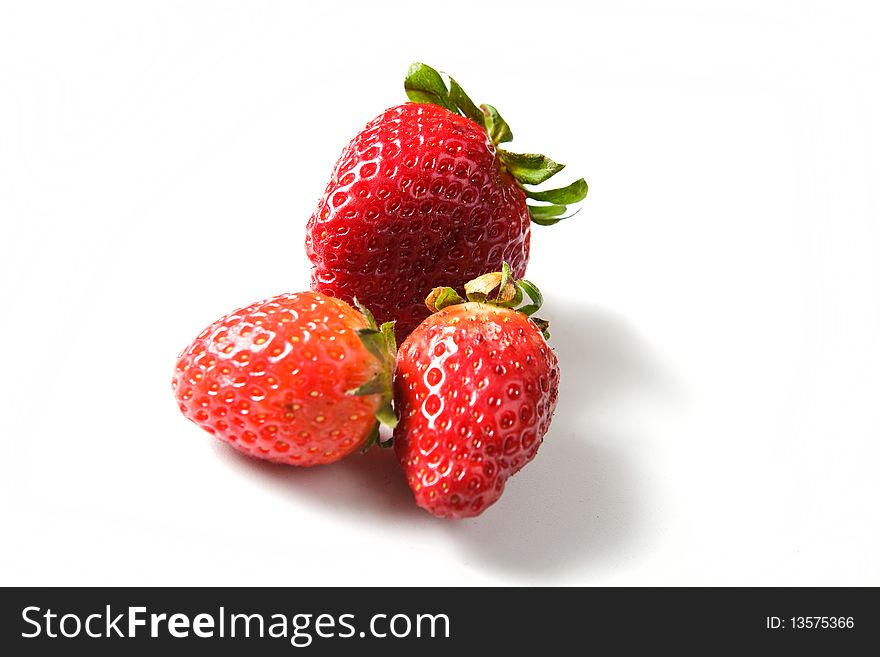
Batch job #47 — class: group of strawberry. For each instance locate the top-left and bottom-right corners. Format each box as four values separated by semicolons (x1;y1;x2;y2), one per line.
172;63;587;518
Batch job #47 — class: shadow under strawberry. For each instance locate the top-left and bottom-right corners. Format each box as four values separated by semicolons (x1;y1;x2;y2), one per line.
447;301;676;578
211;435;427;522
207;301;676;581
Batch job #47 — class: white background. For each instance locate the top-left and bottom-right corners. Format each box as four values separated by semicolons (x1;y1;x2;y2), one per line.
1;0;878;586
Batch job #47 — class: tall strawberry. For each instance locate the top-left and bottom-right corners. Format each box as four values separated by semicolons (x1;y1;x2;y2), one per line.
172;291;397;466
306;62;587;339
393;265;560;518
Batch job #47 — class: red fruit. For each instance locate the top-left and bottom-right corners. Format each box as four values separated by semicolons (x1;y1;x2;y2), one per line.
393;268;560;518
172;291;396;466
307;103;526;338
306;62;587;339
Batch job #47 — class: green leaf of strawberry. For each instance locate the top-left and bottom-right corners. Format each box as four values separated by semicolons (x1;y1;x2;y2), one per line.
498;151;565;185
525;178;588;224
404;62;458;113
402;62;587;227
350;299;398;434
480;103;513;144
425;286;466;313
524;178;589;204
425;263;549;337
527;204;567;220
448;77;484;127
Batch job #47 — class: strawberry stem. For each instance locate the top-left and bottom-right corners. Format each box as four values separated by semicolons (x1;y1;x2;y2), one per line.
348;298;398;449
404;62;588;225
424;264;551;339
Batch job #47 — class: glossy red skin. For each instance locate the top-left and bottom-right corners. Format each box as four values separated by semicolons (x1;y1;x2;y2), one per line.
394;303;559;518
172;292;381;466
306;103;530;339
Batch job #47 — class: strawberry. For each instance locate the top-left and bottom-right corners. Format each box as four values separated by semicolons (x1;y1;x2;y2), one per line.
393;265;560;518
172;291;397;466
306;62;587;339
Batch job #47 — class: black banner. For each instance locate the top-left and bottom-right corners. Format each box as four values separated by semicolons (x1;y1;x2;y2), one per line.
1;587;875;653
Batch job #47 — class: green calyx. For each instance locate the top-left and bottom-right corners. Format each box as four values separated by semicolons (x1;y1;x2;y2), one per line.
404;62;588;225
347;299;397;449
425;263;551;340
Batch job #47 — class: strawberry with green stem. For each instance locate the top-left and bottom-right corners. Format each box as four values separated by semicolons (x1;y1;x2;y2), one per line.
172;291;397;466
306;62;587;339
393;264;560;518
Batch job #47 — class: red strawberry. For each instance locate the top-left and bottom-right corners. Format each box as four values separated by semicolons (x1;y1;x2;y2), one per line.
306;62;587;339
172;291;396;466
393;266;560;518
